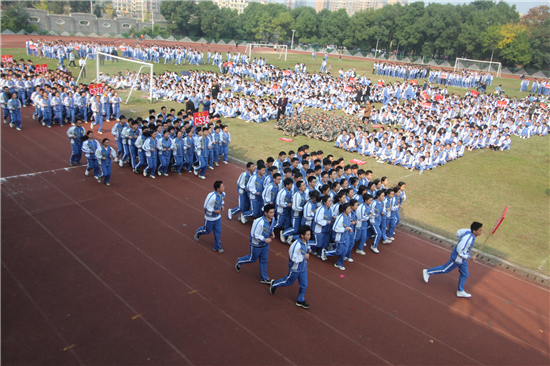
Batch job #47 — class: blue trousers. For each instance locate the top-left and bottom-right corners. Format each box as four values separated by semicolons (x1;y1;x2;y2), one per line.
230;193;250;216
94;113;103;132
427;259;469;292
387;216;397;237
275;212;291;231
313;232;331;252
174;155;184;173
221;144;229;162
66;108;75;124
87;158;100;177
159;154;170;174
136;150;146;171
325;242;346;266
237;244;269;280
115;139;124;158
122;143;130;162
195;155;208;177
355;228;368;251
2;107;9;122
196;218;222;251
146;156;157;175
272;269;307;302
99;162;112;183
70;143;82;165
244;198;262;218
372;223;382;248
283;216;302;239
10;110;21;128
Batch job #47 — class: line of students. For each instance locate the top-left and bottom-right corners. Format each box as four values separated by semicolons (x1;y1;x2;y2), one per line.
228;147;407;271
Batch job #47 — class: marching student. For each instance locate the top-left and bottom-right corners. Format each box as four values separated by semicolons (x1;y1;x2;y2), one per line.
66;119;86;166
269;225;312;310
322;202;352;270
312;195;333;257
7;93;22;130
235;204;276;285
96;138;117;186
157;129;173;176
355;193;373;255
194;126;209;179
171;129;186;174
423;222;483;298
143;130;158;178
275;177;294;242
194;180;226;253
283;180;307;244
91;94;105;134
243;164;266;220
81;131;101;179
369;190;386;253
111;117;127;164
228;162;255;223
220;124;231;164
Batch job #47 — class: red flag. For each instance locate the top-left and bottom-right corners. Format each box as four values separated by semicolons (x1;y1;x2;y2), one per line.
88;84;104;95
492;206;508;234
35;64;48;73
496;100;508;108
410;80;418;86
471;90;479;97
279;138;294;142
1;55;13;63
349;77;356;83
193;111;209;126
377;81;384;86
422;102;432;109
29;45;37;50
272;84;279;91
119;45;127;52
422;92;429;99
540;102;547;110
435;94;443;101
349;159;366;165
345;86;353;92
283;70;291;76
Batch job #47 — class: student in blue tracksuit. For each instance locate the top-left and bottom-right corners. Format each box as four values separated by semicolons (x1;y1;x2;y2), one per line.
66;119;85;166
236;204;276;284
355;194;373;255
423;222;483;298
157;130;172;176
369;190;386;253
220;125;231;163
96;138;116;186
193;127;209;179
111;118;127;163
81;132;101;178
322;203;352;270
228;162;255;221
183;126;195;172
172;129;185;174
143;130;158;178
194;181;226;253
312;195;333;257
283;180;307;243
275;178;294;242
270;225;312;309
7;93;22;130
243;164;266;220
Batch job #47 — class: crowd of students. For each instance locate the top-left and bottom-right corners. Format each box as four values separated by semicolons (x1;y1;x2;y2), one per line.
227;147;407;268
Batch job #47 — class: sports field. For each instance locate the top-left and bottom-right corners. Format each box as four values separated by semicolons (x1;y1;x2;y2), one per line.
2;38;548;275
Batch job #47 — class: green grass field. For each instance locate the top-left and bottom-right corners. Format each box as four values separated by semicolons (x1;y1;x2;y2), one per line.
5;47;549;274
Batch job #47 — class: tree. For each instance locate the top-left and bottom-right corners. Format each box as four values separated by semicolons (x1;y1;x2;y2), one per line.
496;23;532;66
482;25;503;60
0;3;38;32
521;5;550;69
160;1;196;36
104;2;115;19
271;12;294;42
33;0;48;11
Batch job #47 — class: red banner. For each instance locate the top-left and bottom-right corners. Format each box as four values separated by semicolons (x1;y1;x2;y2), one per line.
75;45;80;50
492;206;508;234
421;102;432;109
1;55;13;63
283;70;291;76
421;92;429;99
349;77;356;83
541;103;547;110
377;81;384;86
440;74;447;79
29;45;37;50
35;64;48;73
349;159;366;165
193;111;209;126
410;80;418;86
345;86;353;92
496;100;508;108
88;84;104;96
272;84;279;91
471;90;479;97
279;138;294;142
119;45;127;51
435;94;443;101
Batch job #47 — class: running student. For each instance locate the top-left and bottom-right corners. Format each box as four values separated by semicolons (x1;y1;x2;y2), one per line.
195;180;226;253
269;225;312;309
423;222;483;298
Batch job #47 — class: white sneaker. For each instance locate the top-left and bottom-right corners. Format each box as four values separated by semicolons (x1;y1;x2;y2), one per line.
344;257;354;262
423;269;430;283
370;245;379;254
193;169;198;176
208;166;214;170
334;263;346;270
143;171;147;177
16;127;21;131
355;249;366;255
287;236;295;245
119;159;123;167
164;173;169;177
158;170;162;176
223;161;228;164
150;175;156;179
214;162;219;166
239;213;247;224
10;123;14;128
457;291;472;298
114;157;118;162
85;169;89;176
388;237;395;241
198;175;205;179
227;210;233;220
321;249;327;261
382;239;392;244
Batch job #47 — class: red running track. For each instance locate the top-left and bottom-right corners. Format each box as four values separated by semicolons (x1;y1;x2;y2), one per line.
1;106;549;365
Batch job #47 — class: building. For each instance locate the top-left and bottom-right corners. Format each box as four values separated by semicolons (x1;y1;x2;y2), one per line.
113;0;161;18
316;0;406;15
213;0;250;13
315;0;329;12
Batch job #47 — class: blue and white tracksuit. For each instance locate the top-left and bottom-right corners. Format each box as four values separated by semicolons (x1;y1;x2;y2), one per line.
271;238;309;302
195;191;225;251
237;215;275;280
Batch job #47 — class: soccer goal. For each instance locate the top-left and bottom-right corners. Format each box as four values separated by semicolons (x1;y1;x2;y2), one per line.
245;43;288;62
454;58;501;78
76;51;154;103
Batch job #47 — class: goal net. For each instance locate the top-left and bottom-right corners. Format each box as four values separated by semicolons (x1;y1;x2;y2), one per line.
245;44;288;62
454;58;501;78
76;50;154;103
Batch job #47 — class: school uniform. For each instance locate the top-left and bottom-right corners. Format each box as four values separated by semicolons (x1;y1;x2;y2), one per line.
143;137;158;176
283;190;306;241
7;98;22;129
270;237;309;305
230;171;251;218
66;124;85;165
158;136;173;175
236;215;275;281
323;212;351;268
82;139;101;178
195;190;225;252
95;145;116;184
244;173;265;218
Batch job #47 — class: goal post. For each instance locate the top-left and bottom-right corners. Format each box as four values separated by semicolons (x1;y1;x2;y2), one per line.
454;58;502;78
95;51;154;104
245;43;288;62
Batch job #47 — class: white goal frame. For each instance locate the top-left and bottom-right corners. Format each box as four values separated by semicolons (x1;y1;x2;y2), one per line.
454;58;501;78
245;44;288;61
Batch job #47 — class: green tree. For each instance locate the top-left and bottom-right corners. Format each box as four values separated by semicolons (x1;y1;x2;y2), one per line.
497;23;532;66
160;1;196;36
521;5;550;69
271;12;294;43
0;3;38;32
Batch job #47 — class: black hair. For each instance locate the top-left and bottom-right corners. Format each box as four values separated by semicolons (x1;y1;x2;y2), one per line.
214;181;223;190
